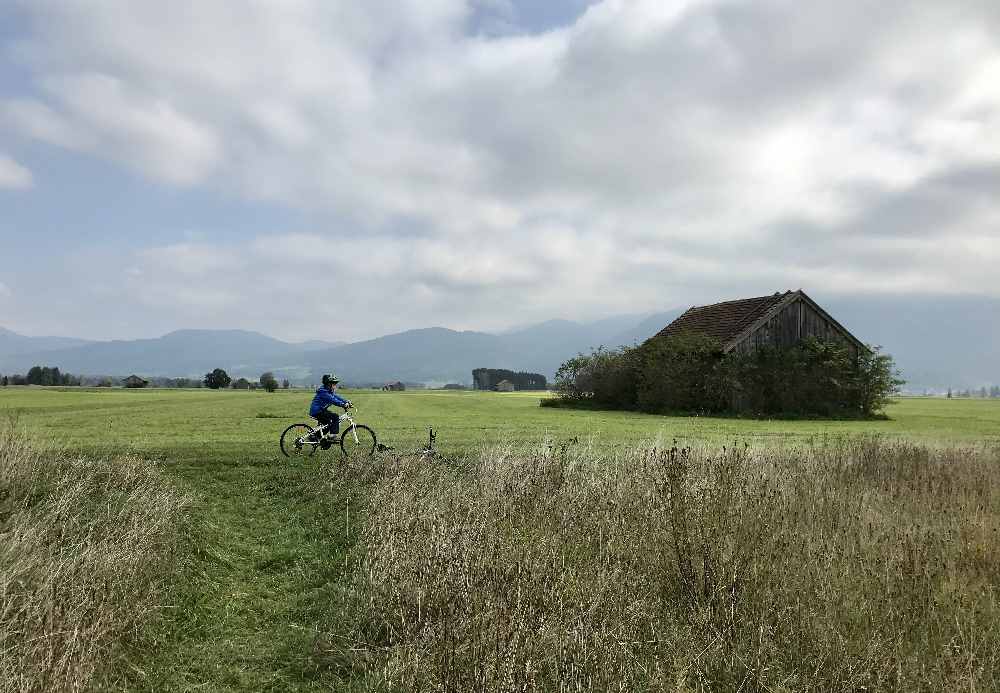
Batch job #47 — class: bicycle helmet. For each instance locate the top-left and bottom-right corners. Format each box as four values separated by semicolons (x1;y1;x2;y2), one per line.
321;373;340;387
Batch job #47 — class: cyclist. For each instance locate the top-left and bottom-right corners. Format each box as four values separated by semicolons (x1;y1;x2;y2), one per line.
310;374;352;442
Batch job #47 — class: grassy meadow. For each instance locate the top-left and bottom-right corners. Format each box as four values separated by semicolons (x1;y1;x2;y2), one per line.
2;387;999;690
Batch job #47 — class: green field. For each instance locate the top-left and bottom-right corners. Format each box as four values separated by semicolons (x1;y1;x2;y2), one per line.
5;387;1000;457
2;387;999;690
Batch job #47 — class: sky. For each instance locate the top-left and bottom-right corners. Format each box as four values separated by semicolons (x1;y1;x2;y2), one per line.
1;0;998;342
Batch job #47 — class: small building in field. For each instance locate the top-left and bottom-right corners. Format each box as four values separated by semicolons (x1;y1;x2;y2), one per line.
122;375;149;388
382;381;406;391
653;289;868;357
495;379;516;392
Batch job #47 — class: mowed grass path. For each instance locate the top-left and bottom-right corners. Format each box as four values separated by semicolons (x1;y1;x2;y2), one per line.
2;388;999;690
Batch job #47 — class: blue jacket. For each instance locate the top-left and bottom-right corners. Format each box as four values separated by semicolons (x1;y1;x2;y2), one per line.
310;387;349;417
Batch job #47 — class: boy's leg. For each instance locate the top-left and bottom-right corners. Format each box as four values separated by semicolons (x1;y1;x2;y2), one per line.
315;410;335;438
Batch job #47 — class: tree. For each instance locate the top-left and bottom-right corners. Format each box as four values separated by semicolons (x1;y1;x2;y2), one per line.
232;377;251;390
203;368;231;389
281;379;290;389
260;372;279;393
853;346;905;416
947;388;952;399
25;366;73;386
1;375;7;387
26;366;43;385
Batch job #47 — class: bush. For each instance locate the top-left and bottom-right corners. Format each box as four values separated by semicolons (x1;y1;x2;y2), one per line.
636;332;727;413
553;346;638;408
553;336;903;418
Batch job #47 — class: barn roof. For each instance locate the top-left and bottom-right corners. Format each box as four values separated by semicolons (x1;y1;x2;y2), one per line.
654;291;792;346
653;289;869;353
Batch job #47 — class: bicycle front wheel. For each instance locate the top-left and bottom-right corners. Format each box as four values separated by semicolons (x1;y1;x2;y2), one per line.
340;424;377;460
280;423;319;458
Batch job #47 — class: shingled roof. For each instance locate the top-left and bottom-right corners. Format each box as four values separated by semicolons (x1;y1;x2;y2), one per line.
654;291;793;346
652;289;869;354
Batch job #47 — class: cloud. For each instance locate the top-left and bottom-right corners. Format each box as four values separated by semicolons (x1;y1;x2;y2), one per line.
2;0;1000;340
0;154;33;189
0;281;12;298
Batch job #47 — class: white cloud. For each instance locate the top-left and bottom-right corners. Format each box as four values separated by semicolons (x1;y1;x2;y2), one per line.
0;281;12;298
3;0;1000;339
0;154;34;190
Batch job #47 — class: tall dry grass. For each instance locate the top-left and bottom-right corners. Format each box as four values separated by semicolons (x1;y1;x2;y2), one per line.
0;422;189;692
321;437;1000;692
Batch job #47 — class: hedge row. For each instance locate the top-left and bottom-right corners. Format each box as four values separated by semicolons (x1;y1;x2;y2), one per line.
550;333;902;418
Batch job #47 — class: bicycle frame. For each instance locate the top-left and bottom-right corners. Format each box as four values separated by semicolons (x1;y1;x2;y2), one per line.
310;409;362;443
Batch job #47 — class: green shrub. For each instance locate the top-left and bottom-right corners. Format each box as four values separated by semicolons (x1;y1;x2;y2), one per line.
552;346;638;408
552;336;903;418
636;332;726;413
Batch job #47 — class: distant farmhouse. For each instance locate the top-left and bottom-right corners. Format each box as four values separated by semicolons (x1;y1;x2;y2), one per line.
382;381;406;391
654;289;868;357
122;375;149;388
495;379;516;392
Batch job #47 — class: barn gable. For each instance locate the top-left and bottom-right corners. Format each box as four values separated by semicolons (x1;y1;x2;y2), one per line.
654;290;869;356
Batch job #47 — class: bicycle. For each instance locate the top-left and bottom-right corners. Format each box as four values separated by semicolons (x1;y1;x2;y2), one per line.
280;408;378;460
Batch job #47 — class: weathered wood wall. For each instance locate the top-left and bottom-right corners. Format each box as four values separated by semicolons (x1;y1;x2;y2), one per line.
727;297;860;357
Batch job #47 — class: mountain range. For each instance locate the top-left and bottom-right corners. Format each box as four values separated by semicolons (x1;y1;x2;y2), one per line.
0;295;996;390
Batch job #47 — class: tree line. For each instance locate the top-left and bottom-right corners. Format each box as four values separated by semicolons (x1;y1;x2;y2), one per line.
947;386;1000;398
546;333;904;418
202;368;287;392
472;368;548;391
0;367;289;390
1;366;82;386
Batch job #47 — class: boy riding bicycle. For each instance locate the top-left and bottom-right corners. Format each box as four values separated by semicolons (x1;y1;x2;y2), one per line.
310;374;352;442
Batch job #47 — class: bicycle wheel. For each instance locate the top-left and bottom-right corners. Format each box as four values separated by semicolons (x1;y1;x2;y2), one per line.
280;423;319;458
340;424;377;460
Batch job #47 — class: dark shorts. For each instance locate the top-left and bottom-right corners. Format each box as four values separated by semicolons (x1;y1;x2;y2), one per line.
314;409;339;434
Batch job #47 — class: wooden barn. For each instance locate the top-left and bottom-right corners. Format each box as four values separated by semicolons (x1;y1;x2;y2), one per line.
382;381;406;391
122;374;149;388
653;290;868;357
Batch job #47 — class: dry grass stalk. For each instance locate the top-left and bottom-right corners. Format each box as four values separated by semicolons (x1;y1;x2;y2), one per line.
320;437;1000;692
0;422;189;692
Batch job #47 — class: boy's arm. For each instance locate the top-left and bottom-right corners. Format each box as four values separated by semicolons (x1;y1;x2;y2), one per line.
332;392;350;408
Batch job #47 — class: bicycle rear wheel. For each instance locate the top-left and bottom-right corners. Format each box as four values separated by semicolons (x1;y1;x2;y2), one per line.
280;423;319;458
340;424;377;460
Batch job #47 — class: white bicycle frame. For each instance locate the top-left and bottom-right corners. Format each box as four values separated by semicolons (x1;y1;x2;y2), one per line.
310;409;361;443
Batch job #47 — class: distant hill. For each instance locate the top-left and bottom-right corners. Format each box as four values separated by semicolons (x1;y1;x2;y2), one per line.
0;327;93;357
608;309;686;347
304;316;674;386
1;295;996;389
0;329;317;380
294;339;347;351
821;295;1000;392
306;328;508;385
